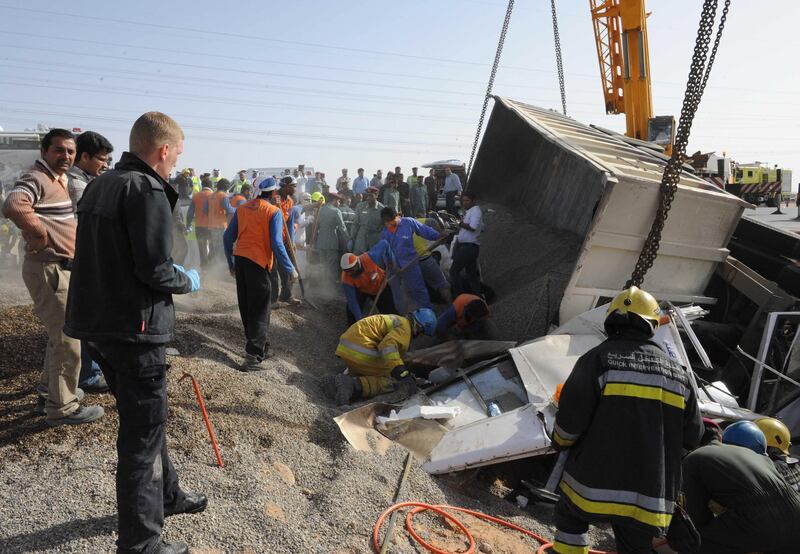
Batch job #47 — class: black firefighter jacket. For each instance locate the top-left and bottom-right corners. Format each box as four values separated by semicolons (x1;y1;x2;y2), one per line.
65;152;191;344
552;329;703;535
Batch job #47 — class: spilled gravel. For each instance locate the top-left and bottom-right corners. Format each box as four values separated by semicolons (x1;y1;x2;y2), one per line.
0;266;614;553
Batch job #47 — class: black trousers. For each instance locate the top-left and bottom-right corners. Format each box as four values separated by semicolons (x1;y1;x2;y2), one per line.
449;242;481;296
445;191;458;216
345;288;397;327
195;227;211;268
554;497;654;554
234;255;272;359
85;342;179;554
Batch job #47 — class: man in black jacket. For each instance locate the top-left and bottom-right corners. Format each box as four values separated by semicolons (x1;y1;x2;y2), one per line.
65;112;203;554
548;286;703;554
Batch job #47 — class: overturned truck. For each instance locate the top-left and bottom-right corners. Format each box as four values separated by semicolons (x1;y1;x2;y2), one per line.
336;98;799;473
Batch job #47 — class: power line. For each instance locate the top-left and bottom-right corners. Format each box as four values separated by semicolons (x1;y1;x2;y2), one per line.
1;79;476;123
0;107;467;148
0;98;473;137
0;115;467;157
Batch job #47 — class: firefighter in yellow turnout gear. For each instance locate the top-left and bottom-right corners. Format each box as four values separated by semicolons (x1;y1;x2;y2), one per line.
549;287;703;554
324;309;437;405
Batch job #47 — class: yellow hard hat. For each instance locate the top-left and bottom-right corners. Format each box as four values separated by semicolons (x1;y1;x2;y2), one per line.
310;192;325;204
606;286;661;326
755;417;792;456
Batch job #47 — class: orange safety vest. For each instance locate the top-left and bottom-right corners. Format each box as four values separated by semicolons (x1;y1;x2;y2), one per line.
207;191;228;230
341;252;386;296
228;194;247;223
191;188;213;228
453;293;484;328
278;194;293;221
232;198;280;270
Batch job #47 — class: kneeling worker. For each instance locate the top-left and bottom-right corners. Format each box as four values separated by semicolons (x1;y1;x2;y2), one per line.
682;420;800;553
223;177;297;371
755;417;800;491
435;293;497;341
340;239;398;325
324;308;437;405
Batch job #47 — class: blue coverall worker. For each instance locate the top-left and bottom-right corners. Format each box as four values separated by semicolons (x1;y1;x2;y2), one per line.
379;206;440;313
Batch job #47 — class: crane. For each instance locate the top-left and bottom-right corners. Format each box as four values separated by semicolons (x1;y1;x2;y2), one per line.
589;0;675;155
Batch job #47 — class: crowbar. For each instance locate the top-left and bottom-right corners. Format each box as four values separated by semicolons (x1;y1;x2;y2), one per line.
179;371;224;468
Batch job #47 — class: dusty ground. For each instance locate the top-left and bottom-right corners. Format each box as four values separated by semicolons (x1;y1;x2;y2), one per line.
0;266;614;553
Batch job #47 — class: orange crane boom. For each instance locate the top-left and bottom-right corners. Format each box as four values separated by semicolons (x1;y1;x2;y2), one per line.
590;0;667;149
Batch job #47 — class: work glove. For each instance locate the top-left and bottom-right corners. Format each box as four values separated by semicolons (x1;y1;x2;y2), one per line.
228;265;235;277
395;374;417;398
173;263;186;274
346;239;354;251
290;269;299;283
184;268;201;292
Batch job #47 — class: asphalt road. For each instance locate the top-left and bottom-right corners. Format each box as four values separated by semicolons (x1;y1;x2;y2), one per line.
743;204;800;234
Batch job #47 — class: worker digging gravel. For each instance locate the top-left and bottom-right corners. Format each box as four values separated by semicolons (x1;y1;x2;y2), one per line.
323;308;437;405
379;206;441;313
547;286;703;554
340;239;398;326
223;176;297;371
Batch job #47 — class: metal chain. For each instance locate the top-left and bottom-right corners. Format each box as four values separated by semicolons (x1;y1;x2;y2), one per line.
551;0;567;116
466;0;515;178
626;0;731;288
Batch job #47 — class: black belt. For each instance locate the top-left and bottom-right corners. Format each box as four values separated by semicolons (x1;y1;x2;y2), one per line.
59;258;73;271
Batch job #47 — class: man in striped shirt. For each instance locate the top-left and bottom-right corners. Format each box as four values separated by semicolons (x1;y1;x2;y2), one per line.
2;128;104;426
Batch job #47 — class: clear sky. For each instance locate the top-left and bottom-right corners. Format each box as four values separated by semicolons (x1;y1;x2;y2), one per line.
0;0;796;190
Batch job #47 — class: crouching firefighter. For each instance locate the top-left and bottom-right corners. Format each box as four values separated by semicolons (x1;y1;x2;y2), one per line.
547;286;703;554
323;308;437;405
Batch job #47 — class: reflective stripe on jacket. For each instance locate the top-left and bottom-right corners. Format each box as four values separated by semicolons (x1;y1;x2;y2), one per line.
335;314;411;371
553;330;703;534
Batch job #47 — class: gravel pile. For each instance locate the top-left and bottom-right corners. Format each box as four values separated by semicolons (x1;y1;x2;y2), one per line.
479;205;583;342
0;271;614;553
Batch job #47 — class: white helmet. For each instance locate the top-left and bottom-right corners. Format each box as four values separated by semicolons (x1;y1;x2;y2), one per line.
340;253;359;270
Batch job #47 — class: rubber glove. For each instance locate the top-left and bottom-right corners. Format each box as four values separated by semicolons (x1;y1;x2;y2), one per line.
185;268;201;292
346;239;354;251
173;263;186;274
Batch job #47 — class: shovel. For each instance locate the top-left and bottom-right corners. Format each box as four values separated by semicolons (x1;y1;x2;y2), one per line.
281;215;320;310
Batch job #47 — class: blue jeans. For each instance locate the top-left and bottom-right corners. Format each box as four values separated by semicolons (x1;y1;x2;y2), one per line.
78;340;103;387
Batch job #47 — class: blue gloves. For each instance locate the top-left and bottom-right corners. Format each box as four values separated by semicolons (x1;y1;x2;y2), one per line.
346;239;354;252
174;264;201;292
185;269;201;292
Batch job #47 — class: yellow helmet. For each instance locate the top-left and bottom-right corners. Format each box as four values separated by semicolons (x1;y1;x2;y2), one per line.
755;417;792;456
606;286;661;326
310;191;325;204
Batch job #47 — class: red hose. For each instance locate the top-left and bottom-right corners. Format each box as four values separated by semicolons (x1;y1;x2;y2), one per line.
372;502;614;554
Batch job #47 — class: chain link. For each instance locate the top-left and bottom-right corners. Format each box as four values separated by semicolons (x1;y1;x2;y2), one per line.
626;0;731;289
551;0;567;116
466;0;515;178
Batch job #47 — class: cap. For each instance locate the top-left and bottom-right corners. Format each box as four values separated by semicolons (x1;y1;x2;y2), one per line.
301;192;312;202
327;191;342;200
365;186;379;194
281;176;297;186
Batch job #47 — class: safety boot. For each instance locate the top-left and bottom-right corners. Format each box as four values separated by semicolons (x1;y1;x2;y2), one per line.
322;374;358;405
